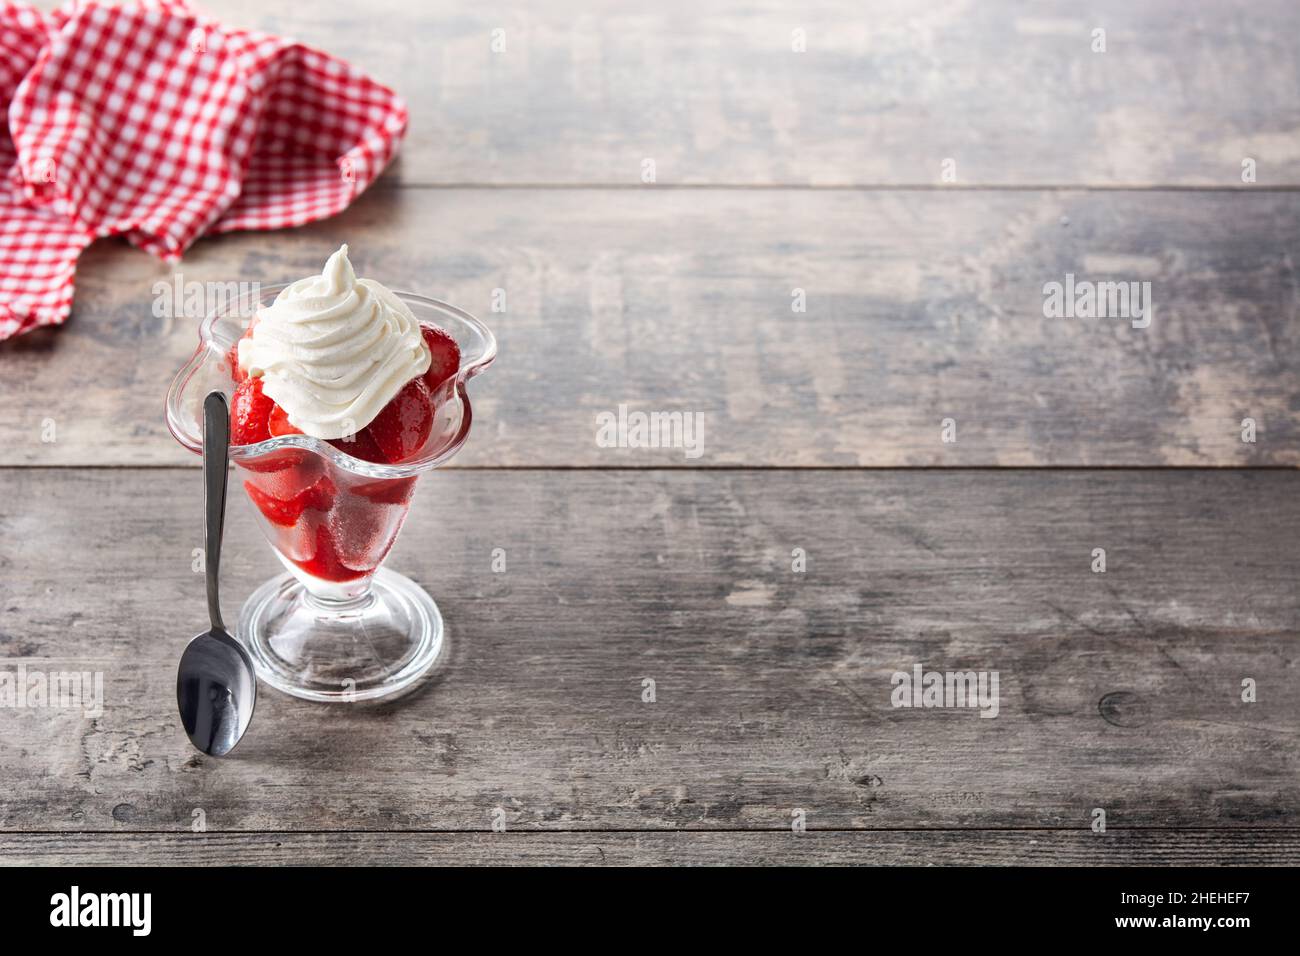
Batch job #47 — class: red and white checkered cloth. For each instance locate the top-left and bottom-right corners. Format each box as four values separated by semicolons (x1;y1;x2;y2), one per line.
0;0;407;338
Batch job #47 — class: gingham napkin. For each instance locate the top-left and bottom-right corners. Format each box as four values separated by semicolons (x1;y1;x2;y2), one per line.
0;0;407;338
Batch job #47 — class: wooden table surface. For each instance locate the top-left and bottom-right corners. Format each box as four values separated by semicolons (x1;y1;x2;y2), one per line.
2;0;1298;866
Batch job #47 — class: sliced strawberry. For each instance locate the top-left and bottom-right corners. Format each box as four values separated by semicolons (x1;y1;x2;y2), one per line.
366;376;434;463
268;403;303;437
244;475;336;528
420;324;460;391
230;375;274;446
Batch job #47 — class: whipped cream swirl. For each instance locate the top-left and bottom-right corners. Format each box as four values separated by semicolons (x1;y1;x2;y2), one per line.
237;245;430;439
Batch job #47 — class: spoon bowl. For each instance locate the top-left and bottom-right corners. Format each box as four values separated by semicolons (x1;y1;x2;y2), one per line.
177;627;256;756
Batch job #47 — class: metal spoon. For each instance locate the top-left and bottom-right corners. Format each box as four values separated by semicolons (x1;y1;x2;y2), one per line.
177;391;256;756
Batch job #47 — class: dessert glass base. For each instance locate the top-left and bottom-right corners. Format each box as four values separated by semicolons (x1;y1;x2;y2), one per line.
167;284;495;705
239;567;443;702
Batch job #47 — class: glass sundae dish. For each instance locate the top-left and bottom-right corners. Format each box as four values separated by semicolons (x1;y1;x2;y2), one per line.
166;247;495;701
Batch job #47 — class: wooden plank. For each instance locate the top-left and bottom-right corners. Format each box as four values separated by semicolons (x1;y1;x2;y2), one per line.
2;468;1297;832
2;188;1297;467
121;0;1300;186
3;830;1298;866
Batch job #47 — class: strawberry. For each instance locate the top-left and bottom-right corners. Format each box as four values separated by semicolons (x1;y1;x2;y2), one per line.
352;476;416;506
228;318;257;383
228;341;245;383
365;376;434;463
242;449;320;494
420;324;460;391
328;429;387;464
297;523;364;582
268;402;303;437
230;376;274;446
232;377;316;475
244;475;336;527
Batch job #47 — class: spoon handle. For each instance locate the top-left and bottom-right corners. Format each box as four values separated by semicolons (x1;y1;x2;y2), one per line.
202;391;231;632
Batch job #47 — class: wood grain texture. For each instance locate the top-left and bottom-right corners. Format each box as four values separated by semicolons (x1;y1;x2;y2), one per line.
2;188;1297;467
3;830;1298;866
133;0;1300;186
10;0;1300;871
2;469;1297;835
